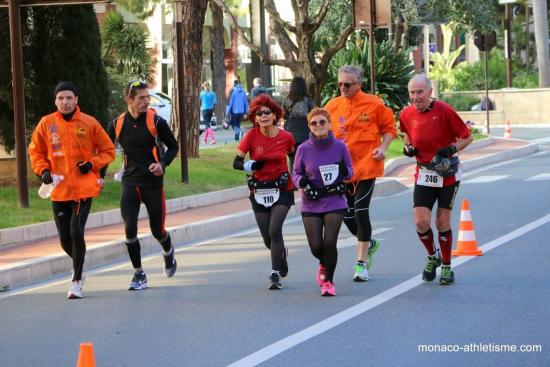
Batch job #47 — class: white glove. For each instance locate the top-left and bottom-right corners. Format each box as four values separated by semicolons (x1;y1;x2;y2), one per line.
243;160;256;173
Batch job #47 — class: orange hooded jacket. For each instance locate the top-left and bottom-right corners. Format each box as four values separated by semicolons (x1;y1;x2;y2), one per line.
28;106;115;201
325;91;397;182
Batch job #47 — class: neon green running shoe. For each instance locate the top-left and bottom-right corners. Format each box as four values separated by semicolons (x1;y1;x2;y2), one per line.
422;250;442;282
440;265;455;285
366;238;380;270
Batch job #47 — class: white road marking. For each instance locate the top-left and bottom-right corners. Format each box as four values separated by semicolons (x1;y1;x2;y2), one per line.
464;175;509;184
226;213;550;367
524;173;550;181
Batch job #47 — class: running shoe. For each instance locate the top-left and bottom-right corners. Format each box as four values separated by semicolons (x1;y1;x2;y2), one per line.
163;247;177;278
316;264;326;287
67;280;84;299
366;238;380;270
128;270;148;290
440;265;455;285
422;250;442;282
268;272;282;290
280;247;288;278
353;262;369;282
321;281;336;297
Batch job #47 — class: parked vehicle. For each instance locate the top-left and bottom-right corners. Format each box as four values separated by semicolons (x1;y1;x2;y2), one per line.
149;91;172;126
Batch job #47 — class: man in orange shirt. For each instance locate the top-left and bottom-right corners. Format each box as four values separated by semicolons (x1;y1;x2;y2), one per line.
29;81;115;299
325;65;397;282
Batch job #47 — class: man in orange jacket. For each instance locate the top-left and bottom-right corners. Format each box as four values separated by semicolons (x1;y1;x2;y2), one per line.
28;81;115;299
325;65;397;282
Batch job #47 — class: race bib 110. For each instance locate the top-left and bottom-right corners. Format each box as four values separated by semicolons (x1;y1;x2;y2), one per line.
254;188;280;208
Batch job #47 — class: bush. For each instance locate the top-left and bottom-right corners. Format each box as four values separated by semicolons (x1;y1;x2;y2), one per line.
440;94;479;111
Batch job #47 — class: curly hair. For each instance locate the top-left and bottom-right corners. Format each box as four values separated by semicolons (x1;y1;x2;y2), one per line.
249;94;284;125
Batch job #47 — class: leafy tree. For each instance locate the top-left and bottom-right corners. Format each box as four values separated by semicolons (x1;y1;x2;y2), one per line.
0;5;109;153
211;0;355;104
101;11;154;81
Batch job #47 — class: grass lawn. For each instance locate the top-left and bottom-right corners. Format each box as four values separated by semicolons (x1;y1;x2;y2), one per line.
0;133;486;229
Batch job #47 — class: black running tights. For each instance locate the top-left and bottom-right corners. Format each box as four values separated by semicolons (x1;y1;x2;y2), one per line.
302;213;344;282
344;179;375;242
52;199;92;281
253;204;290;272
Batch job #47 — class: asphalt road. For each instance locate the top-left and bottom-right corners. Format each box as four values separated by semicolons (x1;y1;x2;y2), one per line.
1;151;549;367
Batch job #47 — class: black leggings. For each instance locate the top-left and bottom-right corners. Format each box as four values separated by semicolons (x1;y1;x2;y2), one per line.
253;204;290;272
344;179;375;242
302;212;344;282
121;185;172;269
52;199;92;281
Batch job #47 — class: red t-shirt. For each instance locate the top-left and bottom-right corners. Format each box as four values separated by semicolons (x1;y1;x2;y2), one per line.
400;100;471;185
238;127;295;191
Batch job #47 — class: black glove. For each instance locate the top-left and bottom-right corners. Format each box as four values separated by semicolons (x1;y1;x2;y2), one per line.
298;175;310;189
337;160;348;177
436;145;457;158
403;144;417;157
77;161;92;174
251;160;265;171
41;169;53;184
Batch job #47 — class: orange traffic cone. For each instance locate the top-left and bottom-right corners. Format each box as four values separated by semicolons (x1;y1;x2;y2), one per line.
452;199;483;256
503;120;512;138
76;343;96;367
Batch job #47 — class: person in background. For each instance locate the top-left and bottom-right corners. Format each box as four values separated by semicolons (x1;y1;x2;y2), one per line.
292;107;353;296
233;94;295;290
200;81;217;145
325;64;397;282
282;76;314;172
107;80;179;291
28;81;115;299
400;74;473;285
250;77;267;99
226;79;249;141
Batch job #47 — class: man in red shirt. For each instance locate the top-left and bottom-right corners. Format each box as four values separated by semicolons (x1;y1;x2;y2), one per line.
399;75;473;285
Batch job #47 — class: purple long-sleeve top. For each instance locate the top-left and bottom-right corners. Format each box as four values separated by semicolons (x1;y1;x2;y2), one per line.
292;131;353;213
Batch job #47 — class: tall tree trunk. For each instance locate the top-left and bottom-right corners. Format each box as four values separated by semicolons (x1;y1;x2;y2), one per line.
533;0;550;86
172;0;208;159
210;1;227;123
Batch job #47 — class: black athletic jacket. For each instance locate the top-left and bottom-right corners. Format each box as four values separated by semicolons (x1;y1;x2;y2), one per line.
107;111;179;187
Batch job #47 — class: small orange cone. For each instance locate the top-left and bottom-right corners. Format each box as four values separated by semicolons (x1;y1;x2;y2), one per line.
503;120;512;138
76;343;96;367
452;199;483;256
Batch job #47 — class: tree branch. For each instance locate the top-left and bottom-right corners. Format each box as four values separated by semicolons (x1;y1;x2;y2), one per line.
319;24;354;68
264;0;299;61
309;0;330;34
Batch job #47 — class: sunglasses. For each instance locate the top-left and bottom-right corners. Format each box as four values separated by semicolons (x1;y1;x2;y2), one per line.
255;110;272;116
338;81;355;89
128;80;148;92
309;119;328;127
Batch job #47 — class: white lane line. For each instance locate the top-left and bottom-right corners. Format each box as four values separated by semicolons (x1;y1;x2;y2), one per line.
226;213;550;367
464;175;509;184
338;227;392;249
524;173;550;182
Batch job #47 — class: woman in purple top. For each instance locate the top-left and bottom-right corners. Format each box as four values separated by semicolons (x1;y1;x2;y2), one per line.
292;107;353;296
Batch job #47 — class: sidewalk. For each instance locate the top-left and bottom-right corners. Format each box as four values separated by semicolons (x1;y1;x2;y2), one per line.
0;137;539;289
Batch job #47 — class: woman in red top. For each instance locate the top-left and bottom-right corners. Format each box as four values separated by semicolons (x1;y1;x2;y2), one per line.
233;94;295;290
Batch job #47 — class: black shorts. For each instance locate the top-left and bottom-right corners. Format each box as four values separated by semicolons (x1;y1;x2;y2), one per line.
413;182;460;210
249;189;294;212
301;209;347;218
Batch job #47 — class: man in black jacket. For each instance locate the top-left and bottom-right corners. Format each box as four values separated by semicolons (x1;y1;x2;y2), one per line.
107;80;179;291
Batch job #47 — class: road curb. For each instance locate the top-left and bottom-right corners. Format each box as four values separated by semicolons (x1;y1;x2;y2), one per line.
0;186;250;250
0;178;407;289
